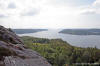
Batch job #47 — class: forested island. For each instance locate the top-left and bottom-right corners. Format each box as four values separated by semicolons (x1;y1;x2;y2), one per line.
59;29;100;35
21;36;100;66
13;29;48;34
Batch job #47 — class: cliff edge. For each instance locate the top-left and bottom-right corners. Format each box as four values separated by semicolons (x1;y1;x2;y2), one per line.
0;25;51;66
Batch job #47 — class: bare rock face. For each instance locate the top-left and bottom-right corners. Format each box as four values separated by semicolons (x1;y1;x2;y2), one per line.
0;25;51;66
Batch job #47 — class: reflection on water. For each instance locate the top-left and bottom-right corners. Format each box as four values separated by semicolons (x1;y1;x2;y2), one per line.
18;29;100;48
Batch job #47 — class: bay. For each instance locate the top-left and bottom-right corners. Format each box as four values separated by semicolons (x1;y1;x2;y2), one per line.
18;29;100;48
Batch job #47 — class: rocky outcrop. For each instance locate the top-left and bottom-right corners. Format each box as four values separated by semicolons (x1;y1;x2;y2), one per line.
0;25;51;66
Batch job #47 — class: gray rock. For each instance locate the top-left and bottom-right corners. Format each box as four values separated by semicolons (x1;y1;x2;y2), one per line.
0;25;52;66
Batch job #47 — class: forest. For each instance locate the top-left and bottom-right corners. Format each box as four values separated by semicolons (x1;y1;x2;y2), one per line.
59;29;100;35
21;36;100;66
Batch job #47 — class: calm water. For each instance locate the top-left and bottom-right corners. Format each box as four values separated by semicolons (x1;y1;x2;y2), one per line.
18;29;100;48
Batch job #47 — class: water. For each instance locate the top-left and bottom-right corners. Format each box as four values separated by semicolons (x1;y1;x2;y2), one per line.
18;29;100;48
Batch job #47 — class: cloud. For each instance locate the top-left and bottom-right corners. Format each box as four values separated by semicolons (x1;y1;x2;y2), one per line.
8;2;16;9
47;0;95;7
0;0;43;17
80;8;97;15
0;0;100;29
0;0;87;17
0;14;8;18
81;0;100;15
93;0;100;7
21;8;40;16
82;11;96;15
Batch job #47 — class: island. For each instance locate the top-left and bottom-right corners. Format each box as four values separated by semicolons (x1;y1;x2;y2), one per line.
59;29;100;35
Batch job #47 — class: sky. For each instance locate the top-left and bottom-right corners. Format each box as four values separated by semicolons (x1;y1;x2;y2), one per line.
0;0;100;29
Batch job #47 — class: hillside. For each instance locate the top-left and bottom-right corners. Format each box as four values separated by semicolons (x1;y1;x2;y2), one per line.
0;25;51;66
21;36;100;66
59;29;100;35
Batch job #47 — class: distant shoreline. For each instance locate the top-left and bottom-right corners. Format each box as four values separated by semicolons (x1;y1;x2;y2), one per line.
59;29;100;35
13;29;48;34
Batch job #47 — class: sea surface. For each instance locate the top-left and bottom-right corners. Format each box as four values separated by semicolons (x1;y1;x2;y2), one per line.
18;29;100;48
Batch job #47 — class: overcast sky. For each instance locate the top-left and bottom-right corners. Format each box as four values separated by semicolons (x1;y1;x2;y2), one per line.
0;0;100;29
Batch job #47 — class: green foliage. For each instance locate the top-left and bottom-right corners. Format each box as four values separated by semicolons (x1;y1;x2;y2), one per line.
21;36;100;66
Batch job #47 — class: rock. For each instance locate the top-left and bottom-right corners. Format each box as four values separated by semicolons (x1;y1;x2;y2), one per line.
4;56;51;66
0;25;51;66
